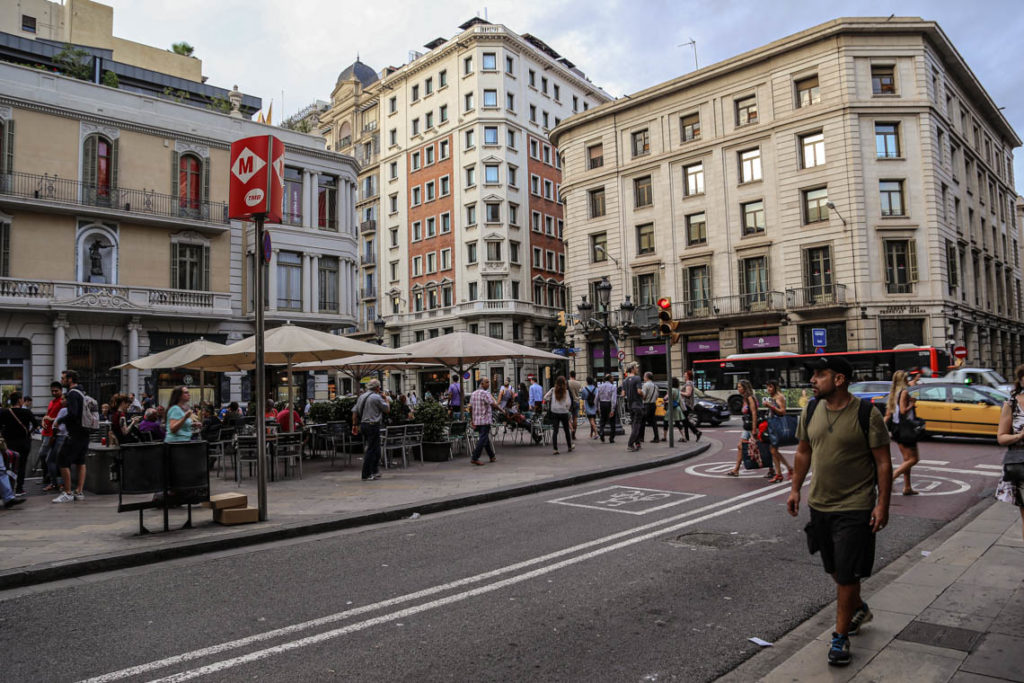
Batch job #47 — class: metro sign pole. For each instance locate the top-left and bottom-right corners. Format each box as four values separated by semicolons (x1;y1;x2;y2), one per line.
229;135;284;521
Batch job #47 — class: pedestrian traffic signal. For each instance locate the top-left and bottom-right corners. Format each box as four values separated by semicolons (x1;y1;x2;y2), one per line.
657;298;681;343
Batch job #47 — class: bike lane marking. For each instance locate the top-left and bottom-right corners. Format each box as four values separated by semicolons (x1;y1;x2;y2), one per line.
548;485;704;515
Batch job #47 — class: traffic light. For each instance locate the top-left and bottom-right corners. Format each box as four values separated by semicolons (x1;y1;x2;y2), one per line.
657;297;681;344
557;310;567;326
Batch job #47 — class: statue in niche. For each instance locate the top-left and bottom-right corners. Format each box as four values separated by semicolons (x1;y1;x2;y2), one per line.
87;238;114;282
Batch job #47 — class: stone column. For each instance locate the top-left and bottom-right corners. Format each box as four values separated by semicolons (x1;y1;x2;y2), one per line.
302;254;312;313
311;255;320;314
268;249;279;311
127;316;142;396
336;183;346;235
53;315;68;381
302;170;313;229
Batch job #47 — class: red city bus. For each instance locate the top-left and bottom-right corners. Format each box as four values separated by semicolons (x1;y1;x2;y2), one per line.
692;346;952;412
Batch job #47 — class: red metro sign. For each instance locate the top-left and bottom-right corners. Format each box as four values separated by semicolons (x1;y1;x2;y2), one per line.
229;135;285;222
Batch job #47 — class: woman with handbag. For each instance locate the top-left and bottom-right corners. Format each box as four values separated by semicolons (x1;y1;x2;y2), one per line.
995;364;1024;541
543;376;574;455
764;380;794;483
885;370;920;496
0;391;40;496
727;379;759;476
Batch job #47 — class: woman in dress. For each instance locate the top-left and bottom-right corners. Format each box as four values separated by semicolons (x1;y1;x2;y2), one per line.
165;386;194;443
885;370;920;496
764;380;793;483
996;364;1024;541
544;376;574;455
727;379;759;476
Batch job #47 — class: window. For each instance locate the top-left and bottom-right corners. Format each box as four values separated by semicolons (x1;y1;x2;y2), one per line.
528;70;536;87
425;77;433;95
532;247;542;267
531;212;541;232
21;15;36;33
803;187;828;223
177;153;203;215
683;265;710;311
171;241;210;291
441;212;451;233
389;260;399;282
631;129;650;157
484;165;499;184
439;69;447;87
680;113;700;142
686;212;707;246
426;216;436;236
483;89;498;108
542;111;549;129
412;256;422;276
463;57;473;74
529;139;539;159
482;53;496;70
634;176;653;208
529;105;537;122
884;239;917;293
389;194;398;213
684;163;704;196
543;179;553;200
318;257;339;312
572;95;579;112
389;128;397;147
389;96;397;114
465;166;476;187
588;144;604;169
530;175;540;195
506;129;516;148
411;151;421;171
509;241;520;263
425;145;435;165
465;129;475;148
281;166;301;223
508;202;519;226
439;139;449;159
546;251;555;270
389;161;398;179
506;93;515;111
466;204;477;226
736;96;758;125
804;246;834;300
488;322;504;340
486;282;504;303
636;223;655;255
486;241;502;261
426;252;436;273
801;132;825;168
875;123;901;158
742;200;766;235
411;84;420;101
390;228;399;247
946;240;959;296
440;175;450;196
739;148;762;183
739;256;769;308
277;251;303;310
879;180;905;217
553;84;560;101
484;126;498;145
871;65;896;95
795;76;820;107
505;55;514;74
486;203;501;223
467;242;478;264
425;111;434;129
412;221;422;241
634;273;657;306
591;232;607;262
507;166;517;187
411;186;421;205
411;118;420;136
541;77;548;94
543;146;552;164
438;104;448;123
464;93;474;111
317;175;338;230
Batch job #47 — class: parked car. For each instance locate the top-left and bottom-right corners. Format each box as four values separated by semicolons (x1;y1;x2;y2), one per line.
926;367;1013;394
849;381;892;403
653;382;731;426
874;382;1008;438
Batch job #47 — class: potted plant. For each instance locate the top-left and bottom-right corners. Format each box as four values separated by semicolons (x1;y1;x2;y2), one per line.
414;399;452;461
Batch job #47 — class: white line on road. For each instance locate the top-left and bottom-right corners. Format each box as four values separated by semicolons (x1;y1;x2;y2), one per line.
915;465;1002;478
974;464;1004;470
145;484;795;683
917;459;950;466
81;484;789;683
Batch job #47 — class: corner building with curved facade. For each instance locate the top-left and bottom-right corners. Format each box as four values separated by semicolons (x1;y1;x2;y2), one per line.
552;17;1022;380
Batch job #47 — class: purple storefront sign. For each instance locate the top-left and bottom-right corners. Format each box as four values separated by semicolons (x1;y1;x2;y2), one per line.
592;346;619;359
742;335;780;350
687;340;720;353
635;344;666;356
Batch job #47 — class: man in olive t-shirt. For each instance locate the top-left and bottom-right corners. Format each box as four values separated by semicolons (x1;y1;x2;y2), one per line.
787;356;892;668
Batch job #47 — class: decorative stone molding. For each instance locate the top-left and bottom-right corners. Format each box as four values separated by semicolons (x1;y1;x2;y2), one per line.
170;229;210;246
80;121;120;143
174;140;210;158
0;106;10;121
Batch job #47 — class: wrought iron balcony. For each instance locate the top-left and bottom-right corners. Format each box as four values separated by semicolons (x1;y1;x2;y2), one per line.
0;277;231;316
360;219;377;234
711;291;786;317
786;284;849;311
0;171;229;225
359;287;377;300
360;252;377;266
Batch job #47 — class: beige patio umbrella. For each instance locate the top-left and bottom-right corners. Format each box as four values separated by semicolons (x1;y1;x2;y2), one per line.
112;338;231;405
293;354;436;387
189;323;394;430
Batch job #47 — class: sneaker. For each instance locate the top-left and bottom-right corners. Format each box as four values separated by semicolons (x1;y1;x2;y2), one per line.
4;497;26;509
14;491;26;498
827;632;851;666
52;491;74;504
73;490;85;501
849;602;873;635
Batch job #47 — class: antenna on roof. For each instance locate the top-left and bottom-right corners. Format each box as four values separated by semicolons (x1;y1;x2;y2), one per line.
677;38;698;71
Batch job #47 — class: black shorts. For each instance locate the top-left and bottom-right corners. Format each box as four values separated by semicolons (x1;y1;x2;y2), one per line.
807;507;876;585
58;435;90;468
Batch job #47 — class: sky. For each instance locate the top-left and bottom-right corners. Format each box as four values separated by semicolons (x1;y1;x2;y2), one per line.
103;0;1024;192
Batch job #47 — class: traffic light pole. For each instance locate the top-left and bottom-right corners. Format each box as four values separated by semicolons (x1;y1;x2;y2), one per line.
665;338;673;449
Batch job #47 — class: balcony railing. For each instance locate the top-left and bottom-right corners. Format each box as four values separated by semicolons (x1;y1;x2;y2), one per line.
359;288;377;300
588;156;604;170
786;284;849;310
392;299;560;324
360;219;377;234
711;291;786;317
360;253;376;266
0;277;231;315
336;135;352;149
0;171;229;224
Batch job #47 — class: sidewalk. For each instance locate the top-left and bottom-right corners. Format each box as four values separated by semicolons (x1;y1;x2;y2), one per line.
0;432;711;589
720;499;1024;683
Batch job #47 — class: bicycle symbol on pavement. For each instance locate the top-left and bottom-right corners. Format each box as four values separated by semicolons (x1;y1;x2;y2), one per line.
548;485;703;515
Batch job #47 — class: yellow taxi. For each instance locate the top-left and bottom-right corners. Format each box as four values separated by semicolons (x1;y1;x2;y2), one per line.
903;383;1008;438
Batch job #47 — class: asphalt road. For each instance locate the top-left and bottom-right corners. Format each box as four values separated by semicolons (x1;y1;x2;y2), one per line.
1;426;1003;682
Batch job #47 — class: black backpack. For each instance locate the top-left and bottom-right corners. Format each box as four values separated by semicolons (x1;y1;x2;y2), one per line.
584;386;596;409
804;397;875;447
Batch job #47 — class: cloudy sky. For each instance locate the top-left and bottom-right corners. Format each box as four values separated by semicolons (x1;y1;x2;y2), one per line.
104;0;1024;190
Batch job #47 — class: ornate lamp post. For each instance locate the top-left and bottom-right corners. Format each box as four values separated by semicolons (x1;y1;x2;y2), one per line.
373;314;386;384
577;276;635;379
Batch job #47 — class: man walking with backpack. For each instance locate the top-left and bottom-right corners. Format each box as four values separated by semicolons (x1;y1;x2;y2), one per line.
621;364;645;452
787;356;891;667
53;370;94;503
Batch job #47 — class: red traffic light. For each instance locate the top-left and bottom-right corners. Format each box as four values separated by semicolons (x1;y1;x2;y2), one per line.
656;297;672;310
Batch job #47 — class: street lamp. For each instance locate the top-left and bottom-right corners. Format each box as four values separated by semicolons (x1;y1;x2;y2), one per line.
373;314;386;385
577;279;634;380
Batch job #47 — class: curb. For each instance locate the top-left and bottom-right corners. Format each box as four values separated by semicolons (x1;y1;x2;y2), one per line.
0;441;711;590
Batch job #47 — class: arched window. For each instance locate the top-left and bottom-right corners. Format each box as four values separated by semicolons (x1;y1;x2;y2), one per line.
179;154;201;212
82;134;117;206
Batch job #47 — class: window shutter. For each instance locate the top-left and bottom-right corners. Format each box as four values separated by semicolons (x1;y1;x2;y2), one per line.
201;157;210;204
631;274;639;304
882;241;892;284
681;268;691;303
652;272;661;302
170;242;179;289
202;245;211;291
170;151;180;199
82;135;97;189
0;223;9;277
908;239;919;282
109;138;119;193
801;248;810;287
3;119;13;176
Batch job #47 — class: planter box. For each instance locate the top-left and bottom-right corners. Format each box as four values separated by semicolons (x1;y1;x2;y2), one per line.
422;441;451;462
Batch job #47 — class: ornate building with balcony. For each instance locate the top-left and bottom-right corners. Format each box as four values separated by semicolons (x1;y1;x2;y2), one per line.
552;17;1022;380
0;60;358;405
321;19;611;390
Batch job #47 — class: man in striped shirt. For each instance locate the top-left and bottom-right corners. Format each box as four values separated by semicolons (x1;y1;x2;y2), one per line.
469;377;500;465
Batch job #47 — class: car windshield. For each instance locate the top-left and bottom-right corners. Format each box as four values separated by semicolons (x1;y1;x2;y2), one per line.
850;382;890;392
974;385;1010;401
980;371;1008;386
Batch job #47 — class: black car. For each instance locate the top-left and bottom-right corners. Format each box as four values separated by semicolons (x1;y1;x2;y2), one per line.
653;382;731;426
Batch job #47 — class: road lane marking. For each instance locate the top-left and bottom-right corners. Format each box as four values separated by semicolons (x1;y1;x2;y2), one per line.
915;465;1002;478
974;464;1003;470
81;484;790;683
143;484;795;683
918;459;950;466
901;474;971;496
548;486;704;515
